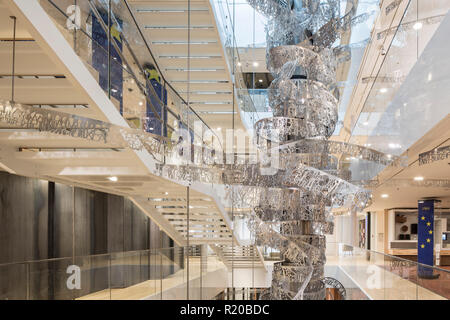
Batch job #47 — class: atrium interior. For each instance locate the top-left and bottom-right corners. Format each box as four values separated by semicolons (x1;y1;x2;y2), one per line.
0;0;449;301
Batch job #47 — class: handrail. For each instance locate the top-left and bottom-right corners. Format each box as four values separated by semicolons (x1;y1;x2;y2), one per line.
87;0;163;122
121;0;215;135
0;247;188;267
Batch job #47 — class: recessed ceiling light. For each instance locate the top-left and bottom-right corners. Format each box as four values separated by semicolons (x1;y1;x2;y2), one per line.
414;176;424;181
363;121;369;126
217;127;221;131
253;61;259;67
381;194;389;198
237;62;242;67
139;101;143;106
164;192;169;195
413;22;423;30
108;176;118;182
388;143;401;149
258;79;263;83
380;88;388;93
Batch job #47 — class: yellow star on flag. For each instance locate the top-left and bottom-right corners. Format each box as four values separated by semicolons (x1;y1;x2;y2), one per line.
426;238;431;243
426;222;431;226
421;216;426;220
428;230;433;235
111;24;121;42
420;244;425;249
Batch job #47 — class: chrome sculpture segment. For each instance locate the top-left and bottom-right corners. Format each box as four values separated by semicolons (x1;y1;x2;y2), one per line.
243;0;380;300
0;101;167;161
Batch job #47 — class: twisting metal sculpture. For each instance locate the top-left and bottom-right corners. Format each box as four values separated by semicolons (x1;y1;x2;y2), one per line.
243;0;374;300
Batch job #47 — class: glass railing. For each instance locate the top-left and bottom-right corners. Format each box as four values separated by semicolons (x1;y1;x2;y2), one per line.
37;0;222;152
326;242;450;300
0;246;227;300
349;0;450;158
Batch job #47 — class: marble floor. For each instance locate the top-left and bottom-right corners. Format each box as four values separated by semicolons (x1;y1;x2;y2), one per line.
77;256;226;300
326;254;448;300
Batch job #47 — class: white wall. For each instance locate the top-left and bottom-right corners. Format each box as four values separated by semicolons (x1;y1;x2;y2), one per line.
228;265;273;288
333;215;354;245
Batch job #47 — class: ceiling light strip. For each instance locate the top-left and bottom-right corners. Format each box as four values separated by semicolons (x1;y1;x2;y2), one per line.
171;80;229;84
165;68;224;72
152;41;217;45
159;55;221;59
144;25;213;30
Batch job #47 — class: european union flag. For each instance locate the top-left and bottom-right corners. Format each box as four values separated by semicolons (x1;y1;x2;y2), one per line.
418;200;434;278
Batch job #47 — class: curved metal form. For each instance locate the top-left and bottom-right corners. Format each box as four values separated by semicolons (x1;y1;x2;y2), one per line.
322;277;346;300
244;0;374;300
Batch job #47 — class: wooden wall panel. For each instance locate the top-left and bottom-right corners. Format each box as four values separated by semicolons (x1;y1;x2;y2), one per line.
0;173;177;299
0;173;48;300
73;188;92;257
0;172;48;263
53;183;73;259
107;194;124;253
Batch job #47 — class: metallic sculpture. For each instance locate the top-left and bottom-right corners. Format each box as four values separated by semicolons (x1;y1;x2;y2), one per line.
419;145;450;165
322;277;346;300
243;0;376;300
0;101;167;161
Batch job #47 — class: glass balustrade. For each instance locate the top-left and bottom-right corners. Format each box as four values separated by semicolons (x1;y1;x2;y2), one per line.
325;242;450;300
37;0;222;153
0;246;227;300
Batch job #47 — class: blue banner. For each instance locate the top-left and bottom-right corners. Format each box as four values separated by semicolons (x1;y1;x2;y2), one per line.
92;9;123;114
418;200;434;277
145;77;167;136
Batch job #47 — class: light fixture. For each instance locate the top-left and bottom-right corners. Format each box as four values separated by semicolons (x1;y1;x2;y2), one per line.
237;62;242;67
217;127;221;131
414;176;424;181
164;192;169;195
388;143;401;149
363;121;369;126
427;73;432;82
145;25;214;30
152;41;216;45
413;22;423;30
380;88;388;93
258;79;263;83
381;194;389;198
253;61;259;67
108;176;118;182
139;101;143;106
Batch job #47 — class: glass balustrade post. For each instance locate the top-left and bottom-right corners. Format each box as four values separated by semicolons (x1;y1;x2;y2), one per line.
107;0;111;100
160;239;163;300
108;254;112;300
26;263;30;300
